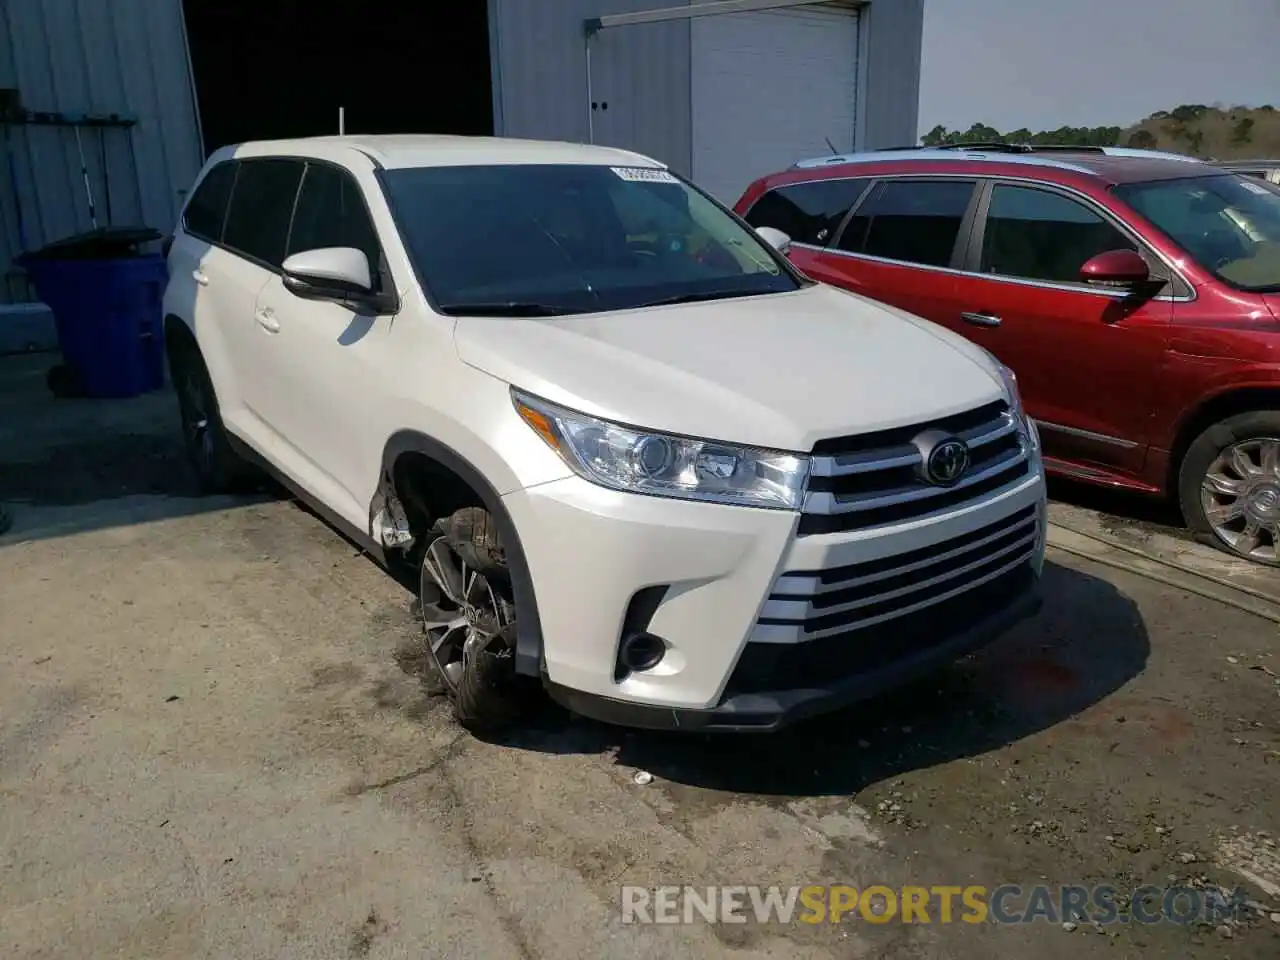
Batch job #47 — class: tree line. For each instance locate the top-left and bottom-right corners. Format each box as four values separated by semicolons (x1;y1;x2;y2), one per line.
920;104;1278;156
920;122;1124;148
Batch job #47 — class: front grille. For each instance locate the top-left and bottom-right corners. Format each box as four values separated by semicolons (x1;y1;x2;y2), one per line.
727;505;1039;694
755;503;1039;643
727;562;1035;694
799;400;1031;535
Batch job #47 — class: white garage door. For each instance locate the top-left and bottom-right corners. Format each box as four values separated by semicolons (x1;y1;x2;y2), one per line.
691;4;860;204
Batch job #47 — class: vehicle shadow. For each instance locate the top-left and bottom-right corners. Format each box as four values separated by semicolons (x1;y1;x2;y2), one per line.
1047;475;1187;533
487;559;1149;798
0;352;271;546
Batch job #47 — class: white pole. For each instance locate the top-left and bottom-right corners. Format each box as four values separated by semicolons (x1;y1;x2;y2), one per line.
338;106;346;136
584;38;595;144
73;127;98;230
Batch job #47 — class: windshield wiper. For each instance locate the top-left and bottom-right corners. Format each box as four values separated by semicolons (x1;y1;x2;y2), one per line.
640;290;761;309
438;301;567;317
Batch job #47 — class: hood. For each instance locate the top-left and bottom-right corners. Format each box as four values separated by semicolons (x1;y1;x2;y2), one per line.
453;284;1007;452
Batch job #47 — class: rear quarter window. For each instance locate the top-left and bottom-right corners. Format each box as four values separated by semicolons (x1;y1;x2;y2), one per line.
182;161;236;242
744;179;869;246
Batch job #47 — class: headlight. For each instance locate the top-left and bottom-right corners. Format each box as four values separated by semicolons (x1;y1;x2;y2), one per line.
989;360;1038;450
512;389;809;509
995;362;1026;423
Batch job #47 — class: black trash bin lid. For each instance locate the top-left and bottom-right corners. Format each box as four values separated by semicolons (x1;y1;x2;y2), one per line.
18;226;163;262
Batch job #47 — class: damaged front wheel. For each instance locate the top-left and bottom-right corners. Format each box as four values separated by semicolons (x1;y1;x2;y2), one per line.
419;507;525;730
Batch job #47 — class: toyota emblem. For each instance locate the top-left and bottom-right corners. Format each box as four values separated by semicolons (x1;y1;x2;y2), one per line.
925;437;970;486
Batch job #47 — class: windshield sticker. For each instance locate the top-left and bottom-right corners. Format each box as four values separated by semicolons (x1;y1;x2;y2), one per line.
1240;180;1271;195
612;166;679;184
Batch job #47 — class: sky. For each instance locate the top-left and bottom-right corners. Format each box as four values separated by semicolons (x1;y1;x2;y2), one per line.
918;0;1280;135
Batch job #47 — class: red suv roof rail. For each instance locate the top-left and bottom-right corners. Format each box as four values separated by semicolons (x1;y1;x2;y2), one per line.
871;142;1108;155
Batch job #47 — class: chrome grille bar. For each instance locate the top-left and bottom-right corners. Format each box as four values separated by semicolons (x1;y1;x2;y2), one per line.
800;401;1032;534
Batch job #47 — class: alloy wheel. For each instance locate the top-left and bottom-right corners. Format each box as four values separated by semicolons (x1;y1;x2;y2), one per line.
419;533;511;689
179;367;215;477
1200;437;1280;564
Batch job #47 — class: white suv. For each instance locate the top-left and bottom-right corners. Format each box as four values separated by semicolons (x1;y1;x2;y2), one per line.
163;135;1047;732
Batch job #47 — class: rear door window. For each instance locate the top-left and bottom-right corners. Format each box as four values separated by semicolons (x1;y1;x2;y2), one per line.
287;162;383;286
744;179;869;246
183;161;236;242
836;179;977;267
980;184;1137;285
222;158;305;269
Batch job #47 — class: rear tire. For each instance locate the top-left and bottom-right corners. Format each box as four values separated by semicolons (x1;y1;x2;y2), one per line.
46;363;85;398
169;340;257;495
418;506;525;730
1178;410;1280;567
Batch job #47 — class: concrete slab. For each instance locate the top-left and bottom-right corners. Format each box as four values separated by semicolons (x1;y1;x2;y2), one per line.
1049;501;1279;606
1;353;1277;958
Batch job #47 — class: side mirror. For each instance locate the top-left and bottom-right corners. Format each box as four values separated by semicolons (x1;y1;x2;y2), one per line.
282;247;376;304
754;226;793;254
1079;249;1151;289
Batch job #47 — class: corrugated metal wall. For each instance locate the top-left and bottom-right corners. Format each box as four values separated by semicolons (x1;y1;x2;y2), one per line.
861;0;924;149
489;0;923;178
489;0;694;176
0;0;920;304
0;0;203;303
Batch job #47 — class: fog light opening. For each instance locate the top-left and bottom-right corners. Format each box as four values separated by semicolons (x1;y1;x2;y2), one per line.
619;632;667;674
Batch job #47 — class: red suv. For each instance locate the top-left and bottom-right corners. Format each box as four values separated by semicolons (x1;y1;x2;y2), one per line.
736;144;1280;566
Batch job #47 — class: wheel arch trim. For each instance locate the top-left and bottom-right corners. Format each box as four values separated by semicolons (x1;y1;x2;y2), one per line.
380;429;545;678
1167;383;1280;488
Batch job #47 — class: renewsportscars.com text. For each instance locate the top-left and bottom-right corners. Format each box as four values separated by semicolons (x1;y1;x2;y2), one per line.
620;883;1251;926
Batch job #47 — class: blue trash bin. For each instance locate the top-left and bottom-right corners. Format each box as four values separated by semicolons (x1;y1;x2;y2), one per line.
19;228;168;399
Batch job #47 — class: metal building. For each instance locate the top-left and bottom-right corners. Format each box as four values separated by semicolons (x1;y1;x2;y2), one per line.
0;0;203;311
490;0;925;202
1;0;923;316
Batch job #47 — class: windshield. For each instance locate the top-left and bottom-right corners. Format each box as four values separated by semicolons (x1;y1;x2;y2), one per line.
1114;174;1280;292
381;164;801;316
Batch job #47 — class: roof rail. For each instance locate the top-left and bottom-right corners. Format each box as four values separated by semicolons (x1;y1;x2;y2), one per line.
936;141;1033;153
1097;146;1204;163
792;148;1100;174
1016;144;1107;154
930;142;1108;154
796;143;1212;170
868;142;1039;154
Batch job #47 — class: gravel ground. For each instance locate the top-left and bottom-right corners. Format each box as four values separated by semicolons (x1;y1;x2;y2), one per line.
2;358;1277;959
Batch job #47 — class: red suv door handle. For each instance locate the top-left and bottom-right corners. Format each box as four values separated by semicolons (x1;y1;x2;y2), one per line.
960;311;1002;328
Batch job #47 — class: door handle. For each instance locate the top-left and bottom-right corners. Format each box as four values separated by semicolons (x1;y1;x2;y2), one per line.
255;309;280;334
192;269;209;286
960;311;1002;328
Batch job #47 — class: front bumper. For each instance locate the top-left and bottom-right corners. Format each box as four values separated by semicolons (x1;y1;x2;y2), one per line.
545;578;1041;731
502;462;1046;728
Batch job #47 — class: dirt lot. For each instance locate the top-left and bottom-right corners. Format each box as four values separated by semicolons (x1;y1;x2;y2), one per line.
2;354;1278;959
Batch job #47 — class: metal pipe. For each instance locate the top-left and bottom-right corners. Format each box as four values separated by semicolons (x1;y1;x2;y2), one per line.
176;0;207;159
73;127;98;230
584;37;595;144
